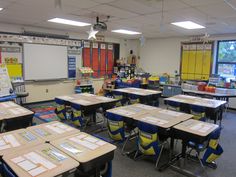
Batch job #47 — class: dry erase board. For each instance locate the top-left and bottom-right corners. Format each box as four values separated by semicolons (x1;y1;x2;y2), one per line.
23;44;68;80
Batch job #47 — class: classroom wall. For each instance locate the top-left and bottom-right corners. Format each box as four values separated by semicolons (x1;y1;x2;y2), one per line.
138;34;236;108
0;23;128;103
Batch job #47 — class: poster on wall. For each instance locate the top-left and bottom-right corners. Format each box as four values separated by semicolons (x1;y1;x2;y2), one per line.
68;56;76;78
0;65;12;97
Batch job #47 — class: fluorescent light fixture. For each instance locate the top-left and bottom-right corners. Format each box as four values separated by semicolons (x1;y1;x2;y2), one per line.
111;29;141;35
48;18;91;27
0;8;3;11
171;21;205;29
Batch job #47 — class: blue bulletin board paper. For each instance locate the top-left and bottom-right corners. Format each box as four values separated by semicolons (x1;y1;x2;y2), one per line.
68;56;76;78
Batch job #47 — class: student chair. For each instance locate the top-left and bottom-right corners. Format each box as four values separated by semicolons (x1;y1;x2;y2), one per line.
166;100;181;111
3;163;16;177
71;103;84;128
134;121;167;168
190;105;206;122
55;98;66;120
113;91;124;107
106;112;136;154
128;94;140;105
187;128;223;169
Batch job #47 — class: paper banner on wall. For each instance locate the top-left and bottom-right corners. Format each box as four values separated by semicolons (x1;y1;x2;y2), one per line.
100;43;106;76
107;44;113;75
6;64;22;79
68;56;76;78
0;64;13;97
83;41;91;67
92;43;99;78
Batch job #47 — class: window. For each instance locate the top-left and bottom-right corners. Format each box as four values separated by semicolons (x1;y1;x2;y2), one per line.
216;40;236;78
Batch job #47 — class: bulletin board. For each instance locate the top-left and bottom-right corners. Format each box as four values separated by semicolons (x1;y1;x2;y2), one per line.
0;65;12;97
92;42;99;78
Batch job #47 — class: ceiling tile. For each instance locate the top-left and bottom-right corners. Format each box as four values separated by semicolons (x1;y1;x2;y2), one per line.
88;4;139;18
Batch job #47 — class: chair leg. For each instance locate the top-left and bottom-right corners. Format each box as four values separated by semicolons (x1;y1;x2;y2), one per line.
155;145;164;169
121;134;131;155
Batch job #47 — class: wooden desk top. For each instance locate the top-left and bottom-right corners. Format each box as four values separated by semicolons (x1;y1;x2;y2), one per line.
50;132;116;163
107;104;160;118
133;109;193;128
3;143;79;177
0;101;34;120
27;121;80;142
164;94;226;108
56;93;116;106
0;129;44;156
182;89;236;97
115;87;162;96
173;119;219;137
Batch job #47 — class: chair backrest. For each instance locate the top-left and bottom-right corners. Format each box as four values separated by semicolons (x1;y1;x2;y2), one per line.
166;100;180;111
129;94;140;104
71;103;83;127
137;121;160;157
106;112;125;141
190;105;206;121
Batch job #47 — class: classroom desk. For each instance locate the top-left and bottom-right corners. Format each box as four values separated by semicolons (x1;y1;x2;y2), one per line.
164;94;226;124
161;119;219;176
55;93;117;116
182;89;236;101
113;87;162;105
27;121;80;142
0;101;34;131
2;143;79;177
0;129;44;157
50;132;116;177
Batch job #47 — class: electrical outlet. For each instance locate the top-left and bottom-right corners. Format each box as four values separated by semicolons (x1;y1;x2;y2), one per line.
46;89;48;93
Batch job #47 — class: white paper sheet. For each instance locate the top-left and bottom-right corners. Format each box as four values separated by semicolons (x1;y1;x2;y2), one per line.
69;137;99;150
24;152;56;170
60;142;82;154
96;141;107;146
18;160;37;171
3;134;20;147
73;99;92;105
46;125;65;134
28;166;47;176
84;136;98;143
8;109;20;115
0;139;6;146
0;144;11;150
76;134;87;139
159;110;183;116
135;104;156;110
11;156;25;163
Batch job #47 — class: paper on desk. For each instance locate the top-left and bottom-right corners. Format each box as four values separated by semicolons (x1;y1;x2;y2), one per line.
77;134;87;139
28;166;47;177
8;108;21;115
146;90;158;93
73;99;92;105
142;116;169;125
95;96;112;101
84;136;98;143
34;128;51;137
46;125;65;134
135;104;156;110
0;144;11;150
96;141;107;146
198;125;213;133
24;152;56;170
0;139;6;146
11;156;25;163
60;142;82;154
42;148;67;162
81;93;95;97
190;124;202;131
15;108;28;114
3;134;20;147
17;160;37;171
19;131;37;142
70;137;99;150
159;110;183;116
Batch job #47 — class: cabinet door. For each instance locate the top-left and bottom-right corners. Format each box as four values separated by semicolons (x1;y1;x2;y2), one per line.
188;51;196;74
181;51;189;74
202;50;211;75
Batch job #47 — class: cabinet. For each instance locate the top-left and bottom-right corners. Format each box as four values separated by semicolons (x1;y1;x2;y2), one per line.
180;42;213;81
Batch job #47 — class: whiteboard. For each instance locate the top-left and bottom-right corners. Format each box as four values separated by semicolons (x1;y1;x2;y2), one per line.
23;44;68;80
